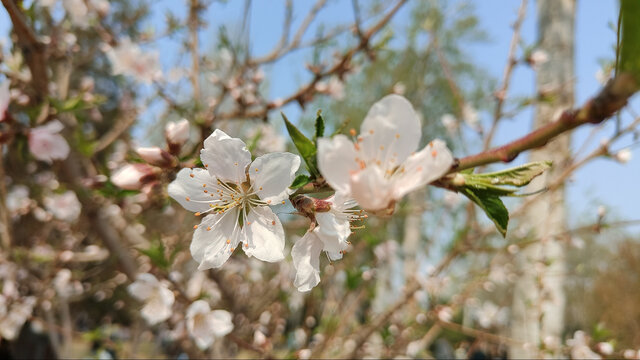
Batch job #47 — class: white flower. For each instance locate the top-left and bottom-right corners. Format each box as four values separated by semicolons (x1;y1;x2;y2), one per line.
291;195;364;292
6;185;31;215
317;94;454;211
0;80;9;122
186;300;233;350
567;331;601;360
44;190;81;222
28;120;70;163
111;163;156;190
127;273;175;325
168;129;300;270
474;301;506;328
596;342;614;356
106;38;162;84
615;148;632;164
596;68;611;85
62;0;89;28
462;103;480;131
246;124;286;155
529;49;549;67
165;119;190;147
0;295;36;340
440;113;458;136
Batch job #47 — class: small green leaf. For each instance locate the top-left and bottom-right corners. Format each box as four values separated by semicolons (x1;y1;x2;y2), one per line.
618;0;640;83
314;109;325;141
282;112;319;176
290;174;311;189
136;240;171;270
471;161;552;187
460;187;509;237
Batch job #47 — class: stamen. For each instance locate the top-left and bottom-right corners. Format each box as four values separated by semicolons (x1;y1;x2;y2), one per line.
193;225;198;229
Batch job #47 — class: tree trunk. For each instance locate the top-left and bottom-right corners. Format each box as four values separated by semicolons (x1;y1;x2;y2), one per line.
510;0;575;357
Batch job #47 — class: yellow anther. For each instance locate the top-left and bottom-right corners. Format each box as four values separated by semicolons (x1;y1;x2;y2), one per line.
379;145;384;151
255;168;259;172
204;190;208;193
189;173;194;178
204;164;209;168
281;200;286;205
271;220;276;225
206;226;211;231
244;243;249;248
193;225;198;229
395;133;400;139
259;186;263;191
226;239;231;244
186;197;191;201
230;247;235;252
202;184;207;187
195;212;201;216
267;200;272;204
431;150;438;158
247;221;252;225
369;129;374;135
349;128;357;136
234;162;238;166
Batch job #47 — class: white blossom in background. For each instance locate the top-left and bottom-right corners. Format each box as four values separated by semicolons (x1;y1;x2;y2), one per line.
567;331;601;360
440;113;458;136
165;119;190;147
246;123;286;155
596;342;614;356
0;79;9;121
53;269;83;298
168;129;300;270
44;190;81;222
28;120;70;163
462;103;481;131
615;148;632;164
127;273;175;325
529;49;549;67
0;295;36;340
317;94;454;211
106;38;162;84
186;300;234;350
596;68;612;85
291;195;365;292
315;77;345;100
62;0;89;28
111;163;156;190
473;301;507;328
392;82;406;95
6;185;32;216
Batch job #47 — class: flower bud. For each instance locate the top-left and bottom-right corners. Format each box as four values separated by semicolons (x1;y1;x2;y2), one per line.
615;148;632;164
136;147;177;168
165;119;190;153
111;163;156;190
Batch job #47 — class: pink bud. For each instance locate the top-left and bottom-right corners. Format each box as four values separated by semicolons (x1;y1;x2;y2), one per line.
111;163;156;190
165;119;190;154
136;147;176;168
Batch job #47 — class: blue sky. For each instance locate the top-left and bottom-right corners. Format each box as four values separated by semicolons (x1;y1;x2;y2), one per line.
1;1;636;232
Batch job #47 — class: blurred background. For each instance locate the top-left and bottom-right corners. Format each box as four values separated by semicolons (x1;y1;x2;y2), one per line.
0;0;638;358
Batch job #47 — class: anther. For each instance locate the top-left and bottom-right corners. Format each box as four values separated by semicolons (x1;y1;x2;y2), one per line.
226;239;231;244
349;128;357;136
395;133;400;139
204;190;208;193
186;197;191;201
281;200;286;205
195;212;201;216
193;225;198;229
271;220;276;225
206;226;211;231
244;243;249;248
189;173;194;178
255;168;259;172
369;129;374;135
431;150;438;158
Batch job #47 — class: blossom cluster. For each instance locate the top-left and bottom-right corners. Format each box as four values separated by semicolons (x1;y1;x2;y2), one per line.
167;95;454;292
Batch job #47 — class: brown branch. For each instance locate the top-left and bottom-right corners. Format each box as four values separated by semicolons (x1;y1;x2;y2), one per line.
1;0;49;99
451;73;638;173
483;0;528;150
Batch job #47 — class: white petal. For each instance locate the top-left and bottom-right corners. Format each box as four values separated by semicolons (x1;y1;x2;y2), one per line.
186;300;211;318
315;212;350;260
291;231;324;292
317;135;360;195
359;94;421;167
200;129;251;183
168;168;216;213
191;209;242;270
392;139;454;199
249;152;300;203
243;206;285;263
127;273;158;301
209;309;234;337
158;284;176;308
349;165;393;211
141;296;172;325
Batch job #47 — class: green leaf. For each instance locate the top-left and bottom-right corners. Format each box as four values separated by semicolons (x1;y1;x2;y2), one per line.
282;112;319;176
470;161;552;187
314;109;325;141
136;240;171;270
618;0;640;84
459;187;509;237
290;174;311;189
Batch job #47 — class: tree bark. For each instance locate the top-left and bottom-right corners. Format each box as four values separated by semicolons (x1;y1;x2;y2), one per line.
510;0;574;357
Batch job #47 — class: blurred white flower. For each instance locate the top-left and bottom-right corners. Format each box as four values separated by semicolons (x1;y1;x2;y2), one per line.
318;95;454;211
53;269;83;297
567;331;601;360
28;120;70;163
246;124;286;155
392;82;406;95
529;49;549;67
136;147;176;168
474;301;507;328
6;185;32;215
111;163;156;190
0;295;36;340
62;0;89;28
373;240;398;262
44;190;81;222
595;68;612;85
186;300;233;350
462;103;480;131
440;113;458;136
0;80;9;122
127;273;175;325
291;195;364;292
165;119;190;148
106;38;162;84
315;77;344;100
437;306;453;322
596;342;614;355
623;349;640;359
168;129;300;270
88;0;110;16
615;148;632;164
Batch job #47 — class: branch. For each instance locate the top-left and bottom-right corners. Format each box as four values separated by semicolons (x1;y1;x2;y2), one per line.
451;73;638;173
1;0;49;99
